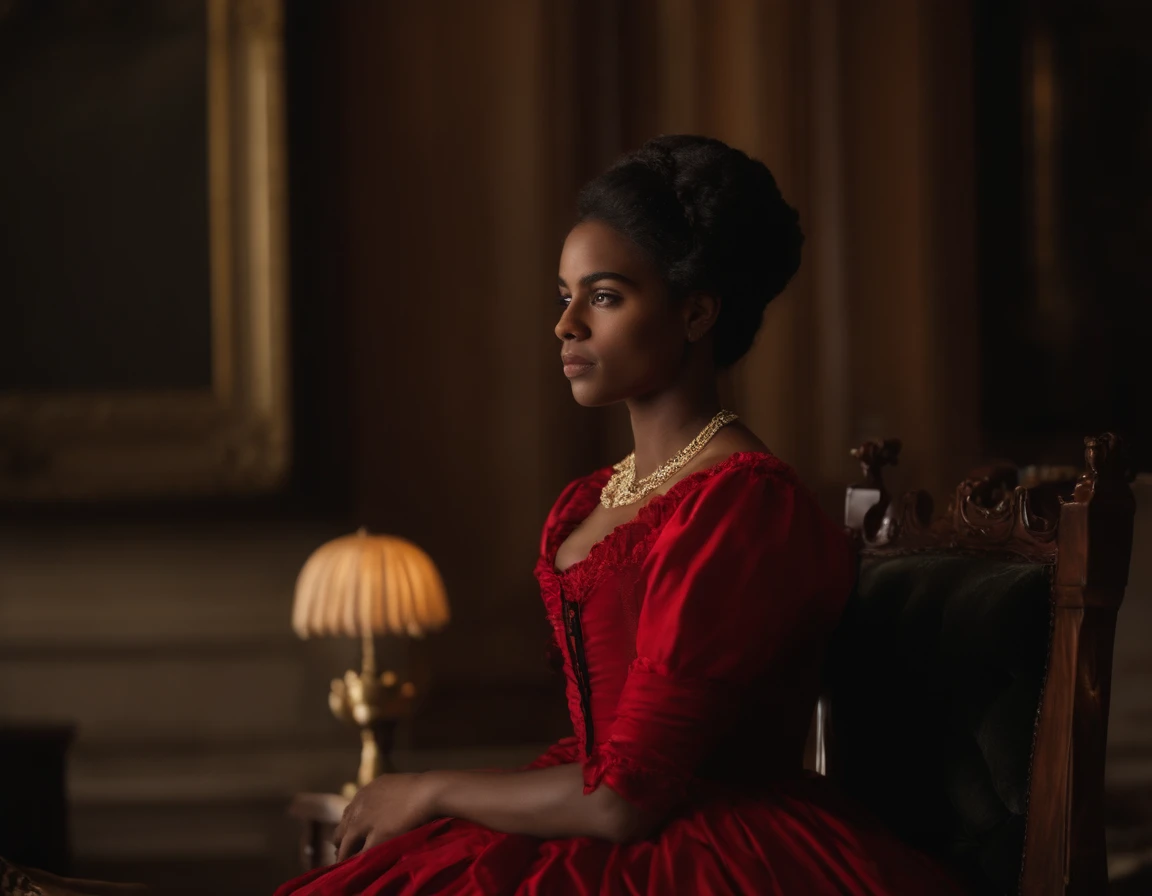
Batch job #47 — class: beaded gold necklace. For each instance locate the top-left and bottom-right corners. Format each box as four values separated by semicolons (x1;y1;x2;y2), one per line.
599;410;739;509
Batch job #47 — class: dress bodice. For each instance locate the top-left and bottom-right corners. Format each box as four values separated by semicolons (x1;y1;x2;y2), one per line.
533;452;856;810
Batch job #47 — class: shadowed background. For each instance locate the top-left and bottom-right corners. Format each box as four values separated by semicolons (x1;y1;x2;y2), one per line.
1;1;1150;893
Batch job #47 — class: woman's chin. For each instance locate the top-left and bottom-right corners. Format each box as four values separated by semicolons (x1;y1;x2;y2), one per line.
570;389;602;408
568;379;614;408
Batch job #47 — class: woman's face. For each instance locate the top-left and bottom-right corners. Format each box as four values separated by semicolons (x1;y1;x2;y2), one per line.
555;220;689;407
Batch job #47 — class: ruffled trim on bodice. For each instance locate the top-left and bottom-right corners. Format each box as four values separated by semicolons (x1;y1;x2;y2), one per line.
533;451;793;757
538;451;792;596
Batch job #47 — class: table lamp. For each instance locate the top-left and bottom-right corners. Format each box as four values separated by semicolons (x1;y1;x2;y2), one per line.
292;528;450;796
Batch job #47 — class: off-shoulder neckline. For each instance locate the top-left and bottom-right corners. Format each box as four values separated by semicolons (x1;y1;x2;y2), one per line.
545;450;786;579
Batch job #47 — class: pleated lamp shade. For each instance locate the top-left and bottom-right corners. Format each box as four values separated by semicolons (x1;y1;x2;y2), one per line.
292;529;450;639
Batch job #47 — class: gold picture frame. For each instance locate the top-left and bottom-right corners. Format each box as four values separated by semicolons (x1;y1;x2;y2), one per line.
0;0;289;500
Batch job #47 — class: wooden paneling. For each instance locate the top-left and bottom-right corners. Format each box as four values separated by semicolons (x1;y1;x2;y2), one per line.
0;3;994;886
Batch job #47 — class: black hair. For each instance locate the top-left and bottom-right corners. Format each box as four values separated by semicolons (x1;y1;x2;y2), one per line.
576;135;803;369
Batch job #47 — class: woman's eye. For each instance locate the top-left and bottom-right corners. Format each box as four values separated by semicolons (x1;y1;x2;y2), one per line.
555;292;616;309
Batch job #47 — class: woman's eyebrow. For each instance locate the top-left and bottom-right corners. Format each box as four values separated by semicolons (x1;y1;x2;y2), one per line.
557;271;639;288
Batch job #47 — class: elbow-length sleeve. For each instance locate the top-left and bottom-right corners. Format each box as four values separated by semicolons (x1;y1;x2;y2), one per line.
581;459;853;815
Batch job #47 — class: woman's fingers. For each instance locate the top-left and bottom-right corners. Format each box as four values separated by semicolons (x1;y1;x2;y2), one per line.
336;830;366;863
333;820;392;861
332;799;357;849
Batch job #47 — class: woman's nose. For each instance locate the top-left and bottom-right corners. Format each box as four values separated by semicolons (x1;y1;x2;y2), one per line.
554;302;589;341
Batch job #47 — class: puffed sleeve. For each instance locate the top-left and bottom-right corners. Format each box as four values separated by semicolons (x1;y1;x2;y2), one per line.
581;459;852;814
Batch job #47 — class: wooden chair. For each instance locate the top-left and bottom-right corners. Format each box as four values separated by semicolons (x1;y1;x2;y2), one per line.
806;433;1136;895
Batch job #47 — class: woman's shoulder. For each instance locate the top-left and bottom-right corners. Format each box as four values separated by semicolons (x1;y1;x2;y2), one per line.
665;422;786;490
667;449;845;556
654;451;853;600
703;419;771;459
669;448;797;508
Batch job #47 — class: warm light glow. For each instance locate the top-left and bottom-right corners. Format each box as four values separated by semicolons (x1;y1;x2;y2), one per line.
292;530;450;639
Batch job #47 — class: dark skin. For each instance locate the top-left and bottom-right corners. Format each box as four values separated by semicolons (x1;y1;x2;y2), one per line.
333;218;769;861
553;219;768;570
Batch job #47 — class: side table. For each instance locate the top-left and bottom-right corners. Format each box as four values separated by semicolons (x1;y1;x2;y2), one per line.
288;792;351;872
0;723;76;874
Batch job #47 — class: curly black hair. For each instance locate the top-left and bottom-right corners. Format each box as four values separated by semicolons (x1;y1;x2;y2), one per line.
576;135;803;369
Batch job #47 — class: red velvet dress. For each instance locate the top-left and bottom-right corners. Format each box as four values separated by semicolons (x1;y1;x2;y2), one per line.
276;452;968;895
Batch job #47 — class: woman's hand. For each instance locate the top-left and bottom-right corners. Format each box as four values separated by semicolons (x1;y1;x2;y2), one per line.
333;772;439;862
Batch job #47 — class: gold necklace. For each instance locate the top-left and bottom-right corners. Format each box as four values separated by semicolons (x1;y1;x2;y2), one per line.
600;410;739;509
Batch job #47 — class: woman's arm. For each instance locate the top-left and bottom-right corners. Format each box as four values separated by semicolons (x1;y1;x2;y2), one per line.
424;762;660;844
333;763;662;861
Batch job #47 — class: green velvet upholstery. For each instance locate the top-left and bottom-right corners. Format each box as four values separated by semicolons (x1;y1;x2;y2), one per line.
827;554;1053;895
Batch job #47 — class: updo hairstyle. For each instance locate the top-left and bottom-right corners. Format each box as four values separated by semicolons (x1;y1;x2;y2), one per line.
577;134;803;368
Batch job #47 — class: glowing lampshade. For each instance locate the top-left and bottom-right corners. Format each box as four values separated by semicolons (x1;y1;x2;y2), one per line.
292;529;450;640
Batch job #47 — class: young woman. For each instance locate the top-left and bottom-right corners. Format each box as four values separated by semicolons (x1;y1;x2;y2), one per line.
275;135;967;895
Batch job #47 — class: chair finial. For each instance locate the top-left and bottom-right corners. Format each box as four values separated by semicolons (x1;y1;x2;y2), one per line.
850;438;902;489
1073;432;1131;503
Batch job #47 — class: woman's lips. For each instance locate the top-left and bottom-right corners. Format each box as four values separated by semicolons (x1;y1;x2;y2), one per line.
563;361;594;378
561;353;594;378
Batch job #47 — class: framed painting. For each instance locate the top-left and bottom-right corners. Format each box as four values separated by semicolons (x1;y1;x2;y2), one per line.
0;0;289;500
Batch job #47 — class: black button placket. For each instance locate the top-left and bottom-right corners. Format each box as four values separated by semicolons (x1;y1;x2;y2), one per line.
562;597;595;755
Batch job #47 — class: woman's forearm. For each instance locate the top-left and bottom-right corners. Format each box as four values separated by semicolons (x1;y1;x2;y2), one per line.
422;762;654;843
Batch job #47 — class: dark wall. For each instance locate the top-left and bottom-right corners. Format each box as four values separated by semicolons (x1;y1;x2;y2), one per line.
974;0;1152;470
283;1;355;517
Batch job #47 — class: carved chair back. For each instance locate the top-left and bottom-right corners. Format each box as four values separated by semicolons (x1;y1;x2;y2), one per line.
808;434;1135;895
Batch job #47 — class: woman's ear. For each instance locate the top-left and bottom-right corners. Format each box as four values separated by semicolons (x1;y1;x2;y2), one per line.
683;291;721;343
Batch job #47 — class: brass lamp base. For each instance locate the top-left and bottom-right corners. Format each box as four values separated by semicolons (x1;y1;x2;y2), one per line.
328;634;418;795
336;720;398;799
